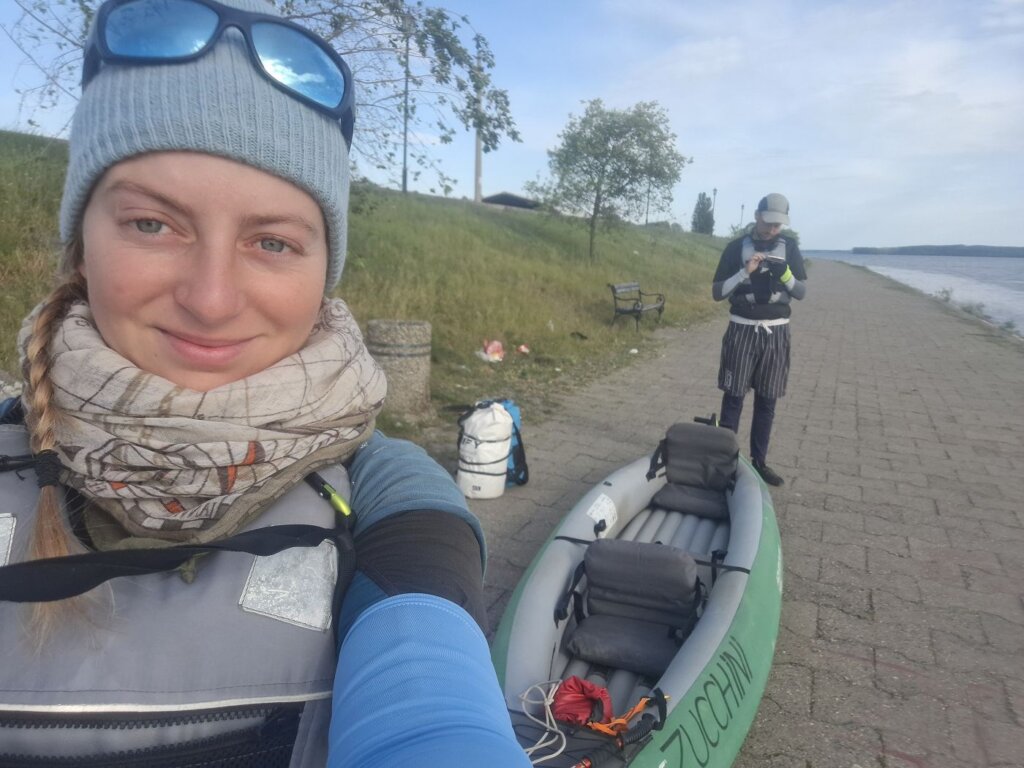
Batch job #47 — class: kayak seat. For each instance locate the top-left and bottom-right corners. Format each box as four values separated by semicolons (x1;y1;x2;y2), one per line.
651;483;727;518
563;538;701;680
649;422;739;520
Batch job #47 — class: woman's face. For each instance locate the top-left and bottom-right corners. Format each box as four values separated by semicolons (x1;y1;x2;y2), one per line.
79;152;328;391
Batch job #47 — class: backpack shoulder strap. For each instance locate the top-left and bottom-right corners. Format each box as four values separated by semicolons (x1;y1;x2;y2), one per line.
508;422;529;485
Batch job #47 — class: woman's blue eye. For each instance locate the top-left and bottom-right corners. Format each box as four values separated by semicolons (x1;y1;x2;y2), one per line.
260;238;286;253
134;219;163;234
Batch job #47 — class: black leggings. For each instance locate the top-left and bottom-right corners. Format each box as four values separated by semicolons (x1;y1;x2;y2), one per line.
719;391;777;464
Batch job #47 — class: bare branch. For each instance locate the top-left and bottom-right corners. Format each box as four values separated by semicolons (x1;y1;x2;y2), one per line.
6;0;520;190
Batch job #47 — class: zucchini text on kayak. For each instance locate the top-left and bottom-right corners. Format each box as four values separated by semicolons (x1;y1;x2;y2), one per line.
657;635;754;767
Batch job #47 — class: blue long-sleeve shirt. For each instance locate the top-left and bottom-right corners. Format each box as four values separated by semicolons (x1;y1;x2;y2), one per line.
329;594;530;766
331;432;529;766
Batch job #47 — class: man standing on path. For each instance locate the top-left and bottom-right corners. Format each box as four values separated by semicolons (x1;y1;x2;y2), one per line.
711;193;807;486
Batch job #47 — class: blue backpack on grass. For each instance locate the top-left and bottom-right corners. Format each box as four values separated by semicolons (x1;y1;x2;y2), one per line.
496;399;529;487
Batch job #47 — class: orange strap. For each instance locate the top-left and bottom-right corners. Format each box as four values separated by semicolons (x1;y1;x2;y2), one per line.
585;696;652;737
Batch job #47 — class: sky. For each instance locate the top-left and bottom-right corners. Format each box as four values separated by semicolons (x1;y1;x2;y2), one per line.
1;0;1022;250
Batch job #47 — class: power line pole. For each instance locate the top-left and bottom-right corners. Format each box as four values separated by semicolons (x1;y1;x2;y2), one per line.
474;130;482;203
401;15;411;194
473;49;482;203
711;187;717;235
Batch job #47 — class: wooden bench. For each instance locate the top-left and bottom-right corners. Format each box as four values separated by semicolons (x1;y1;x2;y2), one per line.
608;281;665;330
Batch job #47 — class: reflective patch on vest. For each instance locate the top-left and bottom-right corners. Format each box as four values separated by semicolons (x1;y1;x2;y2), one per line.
0;514;13;567
240;540;337;631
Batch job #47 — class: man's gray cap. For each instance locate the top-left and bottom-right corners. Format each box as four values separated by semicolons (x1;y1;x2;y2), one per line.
757;193;790;226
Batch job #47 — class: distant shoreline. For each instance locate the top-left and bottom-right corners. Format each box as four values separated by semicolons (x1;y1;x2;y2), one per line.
834;262;1023;342
850;245;1023;257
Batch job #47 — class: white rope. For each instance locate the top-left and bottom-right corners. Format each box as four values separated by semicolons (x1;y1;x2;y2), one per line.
519;680;567;765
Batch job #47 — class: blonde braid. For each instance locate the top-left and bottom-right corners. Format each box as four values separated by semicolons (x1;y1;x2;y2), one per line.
21;243;89;636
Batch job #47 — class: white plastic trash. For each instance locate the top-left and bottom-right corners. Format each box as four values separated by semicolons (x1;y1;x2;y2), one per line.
457;402;513;499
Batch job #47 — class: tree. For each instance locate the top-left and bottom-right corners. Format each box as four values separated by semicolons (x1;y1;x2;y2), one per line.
3;0;520;195
527;99;688;261
691;192;715;235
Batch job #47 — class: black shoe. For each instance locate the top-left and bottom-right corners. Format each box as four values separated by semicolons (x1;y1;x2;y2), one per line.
753;460;784;487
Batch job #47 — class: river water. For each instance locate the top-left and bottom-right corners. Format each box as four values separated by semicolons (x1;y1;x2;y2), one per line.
803;250;1024;334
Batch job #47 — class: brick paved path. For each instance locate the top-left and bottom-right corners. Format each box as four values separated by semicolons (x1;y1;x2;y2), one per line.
467;260;1024;768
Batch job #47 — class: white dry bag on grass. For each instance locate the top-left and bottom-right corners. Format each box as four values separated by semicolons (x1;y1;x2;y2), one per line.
457;402;513;499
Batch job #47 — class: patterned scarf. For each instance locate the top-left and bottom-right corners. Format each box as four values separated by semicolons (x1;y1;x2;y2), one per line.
18;299;386;547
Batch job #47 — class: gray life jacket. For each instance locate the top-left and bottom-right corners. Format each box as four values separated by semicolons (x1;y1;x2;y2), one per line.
736;235;792;307
0;424;348;768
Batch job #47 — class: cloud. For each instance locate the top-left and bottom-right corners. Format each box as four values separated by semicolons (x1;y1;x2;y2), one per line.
347;0;1024;246
979;0;1024;30
584;0;1023;244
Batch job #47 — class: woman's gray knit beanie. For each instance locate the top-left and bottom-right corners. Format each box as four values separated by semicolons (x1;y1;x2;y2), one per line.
59;0;350;291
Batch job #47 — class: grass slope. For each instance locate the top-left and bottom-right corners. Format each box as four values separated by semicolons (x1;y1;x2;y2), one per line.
0;129;728;429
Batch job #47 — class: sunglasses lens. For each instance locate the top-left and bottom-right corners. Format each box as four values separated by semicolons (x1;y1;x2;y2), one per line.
251;22;346;109
105;0;218;57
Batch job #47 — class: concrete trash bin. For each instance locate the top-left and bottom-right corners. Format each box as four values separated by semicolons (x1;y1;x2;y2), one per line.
366;320;432;419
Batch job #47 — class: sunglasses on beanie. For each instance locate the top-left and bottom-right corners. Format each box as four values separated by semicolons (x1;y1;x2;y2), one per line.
83;0;355;147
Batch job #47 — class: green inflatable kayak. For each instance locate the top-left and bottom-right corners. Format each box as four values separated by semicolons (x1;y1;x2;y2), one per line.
491;421;782;767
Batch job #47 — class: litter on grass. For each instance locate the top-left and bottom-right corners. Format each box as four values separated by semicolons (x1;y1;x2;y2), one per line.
475;339;505;362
